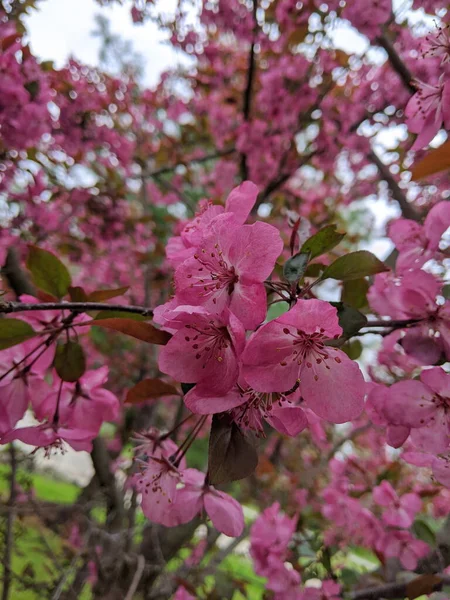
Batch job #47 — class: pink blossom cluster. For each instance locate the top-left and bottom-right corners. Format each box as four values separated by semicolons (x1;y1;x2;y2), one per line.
250;502;342;599
0;15;52;153
131;428;244;537
0;299;119;453
155;182;366;432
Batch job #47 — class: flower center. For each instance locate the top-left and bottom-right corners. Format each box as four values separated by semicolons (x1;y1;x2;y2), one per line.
191;244;239;302
185;320;231;367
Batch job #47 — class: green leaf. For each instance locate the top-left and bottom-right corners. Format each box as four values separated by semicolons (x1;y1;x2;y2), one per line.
27;246;71;299
321;250;388;282
0;318;36;350
87;287;129;302
283;252;310;283
341;278;369;309
267;301;290;322
330;302;367;339
208;414;258;485
54;341;86;382
300;224;345;260
412;518;436;547
94;311;147;321
68;286;88;302
304;263;326;278
341;339;363;360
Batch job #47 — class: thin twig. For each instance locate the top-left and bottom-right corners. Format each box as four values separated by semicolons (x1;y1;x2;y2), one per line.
124;554;145;600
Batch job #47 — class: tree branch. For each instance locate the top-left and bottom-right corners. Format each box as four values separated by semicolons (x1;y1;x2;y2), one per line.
376;31;416;94
349;574;450;600
369;149;421;221
240;0;258;181
0;301;153;318
148;148;235;178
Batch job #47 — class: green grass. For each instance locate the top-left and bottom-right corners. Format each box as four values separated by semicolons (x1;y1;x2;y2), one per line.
0;462;93;599
0;463;79;503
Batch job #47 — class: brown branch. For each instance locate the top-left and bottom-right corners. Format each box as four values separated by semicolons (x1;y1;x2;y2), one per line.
349;574;450;600
1;445;17;600
369;149;421;221
0;301;153;317
240;0;258;181
376;31;416;94
91;438;125;531
148;148;235;178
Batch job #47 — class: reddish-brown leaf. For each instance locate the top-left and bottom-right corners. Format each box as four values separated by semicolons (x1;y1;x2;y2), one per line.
411;140;450;180
87;287;129;301
406;574;442;599
89;318;171;345
125;379;178;404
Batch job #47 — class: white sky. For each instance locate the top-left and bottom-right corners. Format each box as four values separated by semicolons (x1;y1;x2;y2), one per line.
24;0;185;86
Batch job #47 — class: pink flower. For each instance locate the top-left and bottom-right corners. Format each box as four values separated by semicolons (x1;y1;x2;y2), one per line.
403;450;450;487
1;423;95;453
388;202;450;273
241;300;365;423
384;367;450;454
166;182;259;268
137;455;183;525
365;383;410;447
373;480;421;528
423;25;450;65
185;378;307;436
33;367;119;437
173;587;196;600
376;530;429;570
175;215;283;329
169;468;244;537
405;75;450;151
250;502;299;593
158;307;245;397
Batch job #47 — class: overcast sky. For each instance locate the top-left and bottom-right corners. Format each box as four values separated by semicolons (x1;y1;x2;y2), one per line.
24;0;185;87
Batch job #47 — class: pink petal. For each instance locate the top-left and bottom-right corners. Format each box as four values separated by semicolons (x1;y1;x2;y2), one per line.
420;367;450;398
278;299;342;339
265;405;308;436
424;201;450;250
384;381;436;428
373;481;397;506
228;221;284;281
410;408;449;453
301;348;365;423
224;181;258;223
204;490;244;537
185;386;246;414
229;281;267;330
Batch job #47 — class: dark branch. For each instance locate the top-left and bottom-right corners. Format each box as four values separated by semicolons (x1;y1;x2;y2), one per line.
349;574;450;600
240;0;258;181
369;149;421;221
377;31;416;94
148;148;236;178
0;301;154;318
